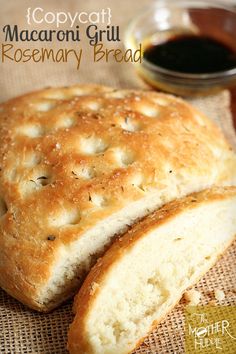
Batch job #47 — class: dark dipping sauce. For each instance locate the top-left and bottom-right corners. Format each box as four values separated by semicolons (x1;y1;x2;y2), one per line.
143;35;236;74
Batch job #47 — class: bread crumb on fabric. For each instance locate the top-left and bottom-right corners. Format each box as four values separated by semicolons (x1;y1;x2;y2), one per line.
214;289;225;301
184;289;201;305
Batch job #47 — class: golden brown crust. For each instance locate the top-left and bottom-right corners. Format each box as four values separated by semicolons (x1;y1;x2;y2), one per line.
68;187;236;354
0;85;235;311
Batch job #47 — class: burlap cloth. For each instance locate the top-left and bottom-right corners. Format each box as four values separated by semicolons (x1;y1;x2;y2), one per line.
0;1;236;353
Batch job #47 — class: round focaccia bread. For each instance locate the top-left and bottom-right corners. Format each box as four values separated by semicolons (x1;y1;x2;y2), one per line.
0;84;235;311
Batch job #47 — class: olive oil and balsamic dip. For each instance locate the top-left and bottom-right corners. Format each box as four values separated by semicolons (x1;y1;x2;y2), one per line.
143;34;236;74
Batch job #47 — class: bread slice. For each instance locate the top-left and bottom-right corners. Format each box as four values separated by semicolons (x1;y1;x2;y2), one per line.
68;187;236;354
0;85;236;311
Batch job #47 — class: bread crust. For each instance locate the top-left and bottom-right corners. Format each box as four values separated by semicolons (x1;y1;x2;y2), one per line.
0;85;235;311
68;187;236;354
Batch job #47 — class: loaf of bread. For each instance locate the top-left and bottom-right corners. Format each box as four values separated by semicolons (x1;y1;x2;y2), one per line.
0;85;235;311
68;187;236;354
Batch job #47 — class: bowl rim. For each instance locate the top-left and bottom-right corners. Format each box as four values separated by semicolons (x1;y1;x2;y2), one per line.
124;0;236;80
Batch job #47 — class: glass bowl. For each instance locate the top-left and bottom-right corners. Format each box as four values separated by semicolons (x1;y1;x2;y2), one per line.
125;0;236;96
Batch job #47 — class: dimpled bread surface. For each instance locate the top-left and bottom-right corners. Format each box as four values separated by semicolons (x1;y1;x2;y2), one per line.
0;84;235;311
